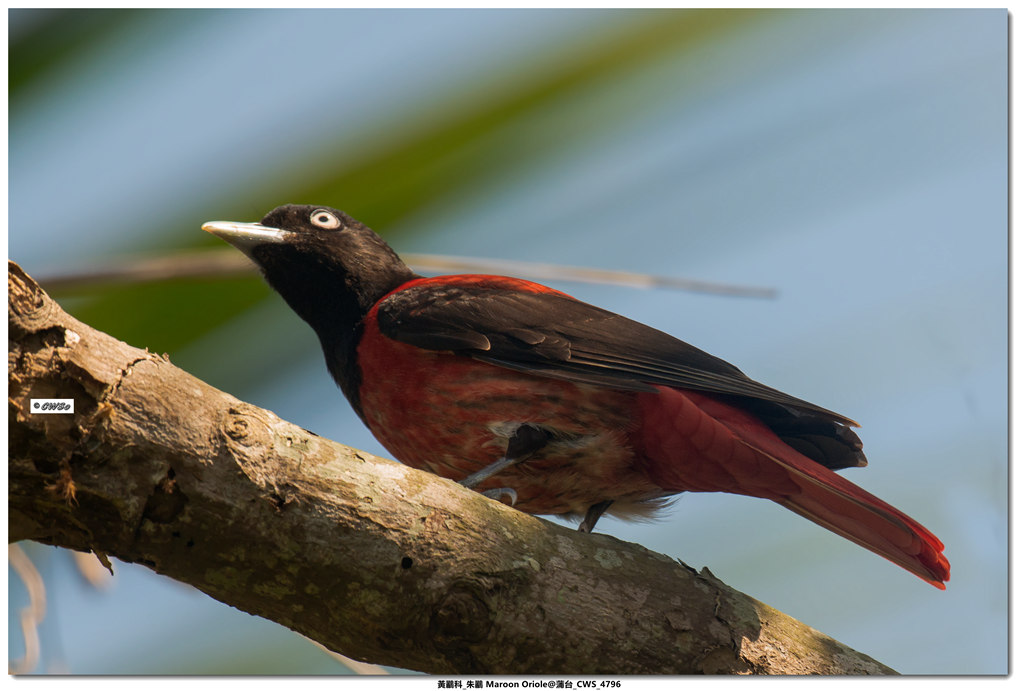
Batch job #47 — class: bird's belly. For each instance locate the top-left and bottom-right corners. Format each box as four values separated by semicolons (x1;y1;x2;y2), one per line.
356;338;666;517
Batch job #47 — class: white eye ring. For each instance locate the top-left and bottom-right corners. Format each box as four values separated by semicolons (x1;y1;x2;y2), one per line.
310;209;341;229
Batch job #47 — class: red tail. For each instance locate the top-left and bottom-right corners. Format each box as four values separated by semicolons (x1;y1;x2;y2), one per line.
745;438;949;588
636;387;950;588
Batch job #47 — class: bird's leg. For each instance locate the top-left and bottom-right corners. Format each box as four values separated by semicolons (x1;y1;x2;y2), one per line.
578;500;614;533
460;424;551;505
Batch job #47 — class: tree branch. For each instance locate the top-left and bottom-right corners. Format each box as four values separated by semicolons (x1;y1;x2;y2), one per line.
7;260;894;675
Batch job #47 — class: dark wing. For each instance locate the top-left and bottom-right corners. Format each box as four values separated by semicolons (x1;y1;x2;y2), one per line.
375;279;858;429
377;280;866;471
376;279;866;470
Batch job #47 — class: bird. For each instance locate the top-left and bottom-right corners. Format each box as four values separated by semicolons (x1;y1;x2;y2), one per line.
203;204;950;589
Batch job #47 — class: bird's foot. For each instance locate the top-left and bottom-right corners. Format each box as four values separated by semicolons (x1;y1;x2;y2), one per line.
461;456;522;489
481;487;518;506
460;424;551;489
578;500;614;533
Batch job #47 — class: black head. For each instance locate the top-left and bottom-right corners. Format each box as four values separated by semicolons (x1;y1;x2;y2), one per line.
202;202;415;356
203;204;417;333
203;204;419;415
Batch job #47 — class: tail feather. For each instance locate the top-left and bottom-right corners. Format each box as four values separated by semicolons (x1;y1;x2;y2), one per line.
663;389;951;588
732;435;950;589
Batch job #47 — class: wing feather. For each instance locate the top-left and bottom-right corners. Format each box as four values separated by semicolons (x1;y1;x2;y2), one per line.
375;278;854;425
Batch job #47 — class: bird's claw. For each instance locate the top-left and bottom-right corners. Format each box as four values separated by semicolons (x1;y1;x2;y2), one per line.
481;487;518;506
578;499;614;533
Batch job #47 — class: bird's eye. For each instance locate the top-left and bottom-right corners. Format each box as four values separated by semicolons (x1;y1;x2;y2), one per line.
310;209;342;230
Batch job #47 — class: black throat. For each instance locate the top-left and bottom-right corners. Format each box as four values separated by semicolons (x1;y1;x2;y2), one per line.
251;232;417;420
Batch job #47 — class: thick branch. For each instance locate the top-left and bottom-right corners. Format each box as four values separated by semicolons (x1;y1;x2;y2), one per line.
7;261;894;675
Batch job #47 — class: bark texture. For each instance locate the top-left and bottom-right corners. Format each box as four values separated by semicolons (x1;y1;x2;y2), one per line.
7;261;895;675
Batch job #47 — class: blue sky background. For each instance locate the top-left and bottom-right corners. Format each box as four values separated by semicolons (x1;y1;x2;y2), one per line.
8;8;1007;675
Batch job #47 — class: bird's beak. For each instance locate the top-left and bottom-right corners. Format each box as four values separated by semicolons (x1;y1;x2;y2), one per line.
202;220;290;254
